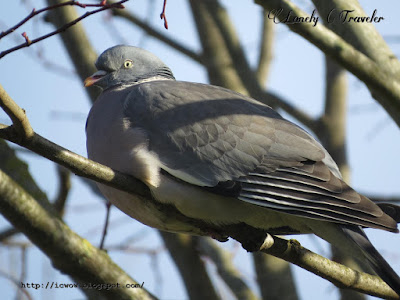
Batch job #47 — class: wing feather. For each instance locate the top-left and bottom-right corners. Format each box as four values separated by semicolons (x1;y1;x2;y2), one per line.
123;80;397;232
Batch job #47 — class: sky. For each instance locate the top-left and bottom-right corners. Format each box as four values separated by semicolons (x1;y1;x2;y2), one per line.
0;0;400;299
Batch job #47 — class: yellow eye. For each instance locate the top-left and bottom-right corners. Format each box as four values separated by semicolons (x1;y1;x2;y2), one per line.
124;59;133;69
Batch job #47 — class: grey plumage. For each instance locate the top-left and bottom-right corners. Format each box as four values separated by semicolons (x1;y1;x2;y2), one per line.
85;45;400;295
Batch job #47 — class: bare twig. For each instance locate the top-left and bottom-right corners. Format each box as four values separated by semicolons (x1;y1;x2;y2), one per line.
112;6;203;63
159;0;168;29
53;165;71;215
0;269;33;300
99;201;111;249
0;0;128;59
0;1;109;40
0;228;19;241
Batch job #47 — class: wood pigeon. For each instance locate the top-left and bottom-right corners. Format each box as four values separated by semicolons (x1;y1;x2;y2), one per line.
85;45;400;294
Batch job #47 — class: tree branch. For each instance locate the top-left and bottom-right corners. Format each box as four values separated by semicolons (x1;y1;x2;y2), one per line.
112;5;203;64
198;0;318;131
1;64;397;298
260;90;318;132
259;234;399;299
255;0;400;128
0;168;156;300
252;251;299;300
312;0;400;78
0;84;33;140
0;118;396;297
159;232;221;300
45;0;101;102
0;0;122;40
53;165;71;216
0;0;128;59
256;11;275;86
197;237;259;300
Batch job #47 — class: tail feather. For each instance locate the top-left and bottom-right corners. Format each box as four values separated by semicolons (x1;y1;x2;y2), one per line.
308;221;400;296
341;226;400;296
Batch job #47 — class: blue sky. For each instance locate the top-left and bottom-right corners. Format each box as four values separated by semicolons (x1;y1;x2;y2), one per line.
1;1;400;299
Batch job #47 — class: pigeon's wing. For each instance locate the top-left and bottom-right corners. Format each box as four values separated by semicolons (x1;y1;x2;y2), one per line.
124;80;397;232
125;81;325;184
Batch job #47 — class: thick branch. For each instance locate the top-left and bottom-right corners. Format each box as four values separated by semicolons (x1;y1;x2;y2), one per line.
312;0;400;77
196;0;317;131
189;0;248;94
1;121;396;298
259;234;399;299
1;86;397;297
256;0;400;128
0;139;53;242
0;84;33;140
0;124;151;199
0;169;156;300
256;11;275;85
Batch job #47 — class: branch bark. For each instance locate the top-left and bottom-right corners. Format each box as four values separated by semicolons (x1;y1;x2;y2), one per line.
256;11;275;85
0;108;396;298
0;85;33;140
0;90;395;299
255;0;400;128
259;234;399;299
0;168;156;300
312;0;400;77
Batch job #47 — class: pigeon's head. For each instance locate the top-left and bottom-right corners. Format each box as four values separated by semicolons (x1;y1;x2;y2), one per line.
84;45;175;89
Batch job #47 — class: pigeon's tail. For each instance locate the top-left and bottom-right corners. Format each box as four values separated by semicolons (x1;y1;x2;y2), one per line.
308;222;400;296
341;226;400;296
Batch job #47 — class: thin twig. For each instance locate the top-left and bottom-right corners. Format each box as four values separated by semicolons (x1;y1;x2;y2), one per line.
53;165;71;216
0;0;124;40
0;269;33;300
99;201;112;249
160;0;168;29
0;0;128;59
112;6;202;63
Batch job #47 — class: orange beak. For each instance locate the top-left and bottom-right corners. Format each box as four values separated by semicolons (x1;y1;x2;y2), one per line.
84;70;107;87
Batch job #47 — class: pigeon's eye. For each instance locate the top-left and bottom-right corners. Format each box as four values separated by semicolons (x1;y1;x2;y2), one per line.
123;59;133;69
